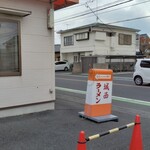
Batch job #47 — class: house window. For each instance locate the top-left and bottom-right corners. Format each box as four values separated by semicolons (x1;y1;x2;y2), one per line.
76;32;89;41
118;33;132;45
64;35;74;46
106;32;116;37
0;19;21;76
74;55;78;62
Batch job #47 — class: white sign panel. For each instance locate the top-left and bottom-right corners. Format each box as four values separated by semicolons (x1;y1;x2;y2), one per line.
86;81;112;105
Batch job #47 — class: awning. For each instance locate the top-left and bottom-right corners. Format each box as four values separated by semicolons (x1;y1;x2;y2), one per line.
54;0;79;10
0;7;31;17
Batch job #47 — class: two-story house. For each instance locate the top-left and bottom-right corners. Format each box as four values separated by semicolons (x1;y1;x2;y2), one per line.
59;23;140;72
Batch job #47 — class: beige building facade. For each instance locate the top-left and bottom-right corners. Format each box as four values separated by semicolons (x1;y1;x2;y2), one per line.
0;0;78;117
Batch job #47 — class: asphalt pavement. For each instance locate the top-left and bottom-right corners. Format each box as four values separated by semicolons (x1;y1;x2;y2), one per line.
0;90;150;150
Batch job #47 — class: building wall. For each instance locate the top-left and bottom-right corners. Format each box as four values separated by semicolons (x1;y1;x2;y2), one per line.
61;29;94;63
93;30;136;56
0;0;55;117
114;30;136;55
61;29;95;54
93;31;108;55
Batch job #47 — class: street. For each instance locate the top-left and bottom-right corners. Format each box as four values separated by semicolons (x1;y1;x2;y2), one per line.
55;71;150;116
55;71;150;149
55;72;150;101
0;71;150;150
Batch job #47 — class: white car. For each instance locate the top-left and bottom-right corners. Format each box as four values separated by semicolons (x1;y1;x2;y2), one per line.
55;61;70;71
133;58;150;85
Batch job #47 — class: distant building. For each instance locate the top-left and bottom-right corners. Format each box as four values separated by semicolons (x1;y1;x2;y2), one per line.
59;23;140;72
140;34;149;39
140;34;150;54
55;44;60;61
59;23;140;63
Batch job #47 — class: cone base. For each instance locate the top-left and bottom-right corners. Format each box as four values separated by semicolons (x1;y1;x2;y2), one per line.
79;111;118;123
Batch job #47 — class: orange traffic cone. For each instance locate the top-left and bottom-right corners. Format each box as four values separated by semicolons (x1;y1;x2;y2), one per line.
129;115;143;150
77;131;86;150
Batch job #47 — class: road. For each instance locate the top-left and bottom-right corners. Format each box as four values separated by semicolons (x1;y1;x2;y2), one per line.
55;71;150;149
0;71;150;150
55;72;150;102
55;71;150;116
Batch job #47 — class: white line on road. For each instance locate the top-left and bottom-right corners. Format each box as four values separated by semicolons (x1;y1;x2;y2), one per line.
56;86;150;107
56;77;150;89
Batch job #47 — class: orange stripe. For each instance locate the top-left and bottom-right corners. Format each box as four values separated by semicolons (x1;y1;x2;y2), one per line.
84;103;112;117
88;69;113;81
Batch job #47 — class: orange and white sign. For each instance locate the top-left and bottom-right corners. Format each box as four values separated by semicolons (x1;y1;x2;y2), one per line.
84;69;113;117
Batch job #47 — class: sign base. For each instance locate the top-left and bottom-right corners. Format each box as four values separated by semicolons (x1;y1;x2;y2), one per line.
78;111;118;123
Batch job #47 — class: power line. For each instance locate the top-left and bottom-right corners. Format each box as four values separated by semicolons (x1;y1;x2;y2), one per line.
55;0;95;11
54;0;150;36
84;2;139;46
107;15;150;24
55;1;150;46
54;0;112;21
55;0;133;23
54;0;150;28
54;0;150;26
99;0;150;16
54;0;150;27
85;2;113;32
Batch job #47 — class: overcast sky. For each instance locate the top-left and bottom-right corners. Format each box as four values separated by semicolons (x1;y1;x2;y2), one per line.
54;0;150;44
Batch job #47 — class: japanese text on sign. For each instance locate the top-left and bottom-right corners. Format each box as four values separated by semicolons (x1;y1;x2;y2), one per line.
96;82;110;104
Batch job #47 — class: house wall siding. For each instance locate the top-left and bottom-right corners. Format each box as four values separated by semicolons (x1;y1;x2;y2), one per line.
0;0;55;115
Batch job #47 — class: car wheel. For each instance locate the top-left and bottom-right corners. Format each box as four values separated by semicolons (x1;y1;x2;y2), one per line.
134;76;143;85
64;67;69;71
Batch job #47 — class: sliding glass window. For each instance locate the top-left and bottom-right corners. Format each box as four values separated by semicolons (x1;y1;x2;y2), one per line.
0;19;21;76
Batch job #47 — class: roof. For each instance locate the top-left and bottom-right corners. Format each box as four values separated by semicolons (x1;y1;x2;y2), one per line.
58;23;140;34
140;34;149;38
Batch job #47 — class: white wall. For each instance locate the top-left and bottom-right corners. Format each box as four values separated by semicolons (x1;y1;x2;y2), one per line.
113;30;137;55
0;0;55;117
61;30;95;53
94;30;137;56
61;29;95;62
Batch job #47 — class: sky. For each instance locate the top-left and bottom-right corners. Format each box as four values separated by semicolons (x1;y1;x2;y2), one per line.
54;0;150;44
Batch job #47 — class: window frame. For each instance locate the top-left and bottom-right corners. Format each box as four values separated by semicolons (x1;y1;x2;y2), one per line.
106;32;116;37
76;32;89;41
64;35;74;46
118;33;132;45
74;55;78;62
0;18;21;77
